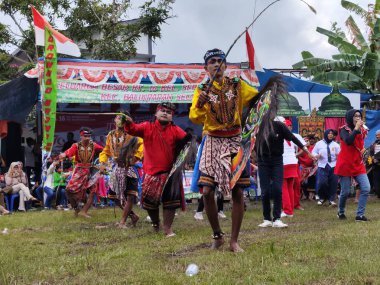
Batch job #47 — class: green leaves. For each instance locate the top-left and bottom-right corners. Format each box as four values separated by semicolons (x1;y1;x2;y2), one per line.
345;15;369;51
0;0;175;69
295;1;380;93
313;71;361;82
0;52;18;81
292;57;330;69
63;0;175;60
341;0;368;22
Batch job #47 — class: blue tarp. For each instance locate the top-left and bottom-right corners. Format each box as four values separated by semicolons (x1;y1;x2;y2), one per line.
256;68;373;102
0;76;39;123
364;110;380;148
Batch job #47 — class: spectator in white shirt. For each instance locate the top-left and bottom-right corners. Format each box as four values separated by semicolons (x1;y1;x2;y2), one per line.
312;129;341;206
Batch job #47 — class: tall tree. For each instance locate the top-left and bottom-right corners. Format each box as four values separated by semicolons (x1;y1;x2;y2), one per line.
0;0;175;80
64;0;174;60
293;0;380;94
0;23;17;83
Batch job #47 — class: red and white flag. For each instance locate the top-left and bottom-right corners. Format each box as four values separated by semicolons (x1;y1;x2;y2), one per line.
245;30;263;72
31;6;81;57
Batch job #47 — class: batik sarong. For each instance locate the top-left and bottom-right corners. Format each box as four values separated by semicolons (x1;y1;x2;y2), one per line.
66;165;98;209
198;135;250;195
141;172;184;210
110;165;139;201
66;166;98;193
110;165;127;201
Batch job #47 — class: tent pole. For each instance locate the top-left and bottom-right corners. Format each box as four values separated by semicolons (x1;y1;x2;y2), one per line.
57;112;121;116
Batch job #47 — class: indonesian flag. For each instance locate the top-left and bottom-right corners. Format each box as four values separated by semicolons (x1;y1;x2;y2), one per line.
31;6;81;57
245;30;263;72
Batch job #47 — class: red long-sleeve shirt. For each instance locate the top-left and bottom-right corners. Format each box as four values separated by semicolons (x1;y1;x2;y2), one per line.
125;120;186;175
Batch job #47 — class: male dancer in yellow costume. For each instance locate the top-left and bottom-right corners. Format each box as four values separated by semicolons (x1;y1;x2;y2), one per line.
99;113;143;228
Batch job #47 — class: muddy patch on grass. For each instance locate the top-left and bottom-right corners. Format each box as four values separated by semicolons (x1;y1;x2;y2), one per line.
94;222;115;229
11;226;53;234
166;243;210;257
79;241;97;247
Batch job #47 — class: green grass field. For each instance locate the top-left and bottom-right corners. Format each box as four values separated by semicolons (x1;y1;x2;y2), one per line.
1;197;380;285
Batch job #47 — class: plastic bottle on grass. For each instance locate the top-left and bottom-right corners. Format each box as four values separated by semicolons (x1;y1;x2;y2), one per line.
185;264;199;277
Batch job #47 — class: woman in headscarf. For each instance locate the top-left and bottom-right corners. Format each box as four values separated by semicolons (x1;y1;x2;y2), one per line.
312;129;340;206
335;109;370;221
5;162;38;211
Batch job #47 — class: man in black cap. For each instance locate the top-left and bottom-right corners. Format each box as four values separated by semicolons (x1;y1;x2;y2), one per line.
189;48;259;252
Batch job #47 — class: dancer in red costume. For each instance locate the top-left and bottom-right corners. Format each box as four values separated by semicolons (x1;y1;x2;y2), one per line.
124;102;189;237
59;128;103;218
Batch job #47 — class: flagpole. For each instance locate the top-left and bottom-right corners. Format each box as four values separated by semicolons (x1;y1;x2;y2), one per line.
197;0;281;107
198;0;316;108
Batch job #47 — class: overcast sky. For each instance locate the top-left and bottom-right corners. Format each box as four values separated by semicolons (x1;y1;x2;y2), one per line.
2;0;373;69
150;0;372;68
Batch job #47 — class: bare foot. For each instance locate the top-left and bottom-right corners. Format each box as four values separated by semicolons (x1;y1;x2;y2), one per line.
211;237;225;250
229;242;244;253
130;213;140;227
164;225;175;236
2;210;10;215
78;211;91;218
117;222;128;229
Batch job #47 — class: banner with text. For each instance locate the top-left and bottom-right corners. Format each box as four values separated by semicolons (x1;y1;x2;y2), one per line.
57;80;198;103
42;27;58;153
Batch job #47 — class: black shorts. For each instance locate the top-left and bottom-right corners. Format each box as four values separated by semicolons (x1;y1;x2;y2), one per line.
124;177;139;198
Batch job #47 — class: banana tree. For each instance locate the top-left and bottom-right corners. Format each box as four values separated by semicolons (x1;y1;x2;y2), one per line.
293;0;380;94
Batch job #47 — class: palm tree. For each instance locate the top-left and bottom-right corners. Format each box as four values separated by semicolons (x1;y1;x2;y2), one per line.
293;0;380;95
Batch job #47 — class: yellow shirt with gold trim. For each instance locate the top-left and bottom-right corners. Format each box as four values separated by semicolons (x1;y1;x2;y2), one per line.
189;77;258;136
99;130;143;164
